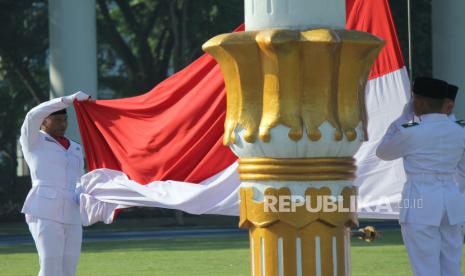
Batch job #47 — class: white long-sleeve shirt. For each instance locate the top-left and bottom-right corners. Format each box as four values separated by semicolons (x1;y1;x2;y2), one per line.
377;111;465;226
20;97;84;225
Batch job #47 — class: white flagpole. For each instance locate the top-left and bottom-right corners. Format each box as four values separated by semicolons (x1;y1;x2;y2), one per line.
407;0;413;81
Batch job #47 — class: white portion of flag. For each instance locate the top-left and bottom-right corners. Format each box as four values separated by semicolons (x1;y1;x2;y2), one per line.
78;163;241;226
356;67;410;219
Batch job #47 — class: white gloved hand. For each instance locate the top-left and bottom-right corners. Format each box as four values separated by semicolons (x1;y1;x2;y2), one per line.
73;182;85;205
390;98;414;128
73;191;81;205
401;98;414;117
460;223;465;237
62;91;91;104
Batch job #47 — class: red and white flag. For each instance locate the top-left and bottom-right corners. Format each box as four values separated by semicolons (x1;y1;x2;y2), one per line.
75;0;410;225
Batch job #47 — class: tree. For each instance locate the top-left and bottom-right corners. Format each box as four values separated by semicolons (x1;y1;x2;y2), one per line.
0;1;49;221
0;0;49;177
96;0;243;97
0;0;49;104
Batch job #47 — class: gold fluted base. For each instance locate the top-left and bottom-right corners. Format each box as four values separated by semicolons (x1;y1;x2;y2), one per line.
240;184;357;276
249;222;350;276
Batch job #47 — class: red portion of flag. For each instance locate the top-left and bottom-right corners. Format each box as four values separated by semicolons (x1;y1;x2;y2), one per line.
75;25;245;184
346;0;357;18
346;0;405;79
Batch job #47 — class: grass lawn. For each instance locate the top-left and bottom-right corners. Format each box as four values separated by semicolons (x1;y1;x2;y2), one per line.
0;230;426;276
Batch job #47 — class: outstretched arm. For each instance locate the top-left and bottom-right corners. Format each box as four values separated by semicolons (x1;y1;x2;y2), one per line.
376;101;415;161
19;91;91;151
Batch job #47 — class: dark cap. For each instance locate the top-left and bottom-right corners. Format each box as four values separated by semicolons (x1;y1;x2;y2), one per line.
446;84;458;101
413;77;449;99
50;109;67;116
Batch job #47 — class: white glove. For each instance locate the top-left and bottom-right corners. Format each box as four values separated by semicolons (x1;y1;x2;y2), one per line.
73;191;81;205
390;98;414;128
460;223;465;237
73;182;85;205
62;91;91;104
401;99;414;117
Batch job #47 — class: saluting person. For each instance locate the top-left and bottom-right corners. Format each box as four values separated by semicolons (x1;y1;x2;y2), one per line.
20;91;91;276
376;77;465;276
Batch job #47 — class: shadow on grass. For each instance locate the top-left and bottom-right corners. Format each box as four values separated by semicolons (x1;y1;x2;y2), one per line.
0;236;250;254
1;230;406;255
0;216;240;236
82;236;251;253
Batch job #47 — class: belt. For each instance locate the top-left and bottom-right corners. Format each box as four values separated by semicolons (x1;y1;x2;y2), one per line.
407;173;454;183
32;181;76;192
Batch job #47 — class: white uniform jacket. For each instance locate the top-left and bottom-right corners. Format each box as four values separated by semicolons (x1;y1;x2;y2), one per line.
20;98;84;225
377;112;465;226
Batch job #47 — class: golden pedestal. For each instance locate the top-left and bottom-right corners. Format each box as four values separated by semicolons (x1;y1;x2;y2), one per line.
203;28;383;276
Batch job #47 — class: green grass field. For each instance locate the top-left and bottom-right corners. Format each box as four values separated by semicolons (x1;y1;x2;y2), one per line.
2;216;465;276
0;230;421;276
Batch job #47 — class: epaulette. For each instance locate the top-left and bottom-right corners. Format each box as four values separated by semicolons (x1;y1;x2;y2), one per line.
69;139;82;151
456;120;465;127
70;138;81;145
402;122;419;128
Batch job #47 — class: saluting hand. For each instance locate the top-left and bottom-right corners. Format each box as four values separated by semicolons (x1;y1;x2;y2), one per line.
63;91;94;104
401;99;414;117
74;91;91;101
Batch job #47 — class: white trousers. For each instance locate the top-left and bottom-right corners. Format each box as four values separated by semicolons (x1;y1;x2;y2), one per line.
26;215;82;276
401;218;463;276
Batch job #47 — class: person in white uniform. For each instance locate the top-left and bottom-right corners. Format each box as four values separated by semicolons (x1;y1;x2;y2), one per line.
376;77;465;276
20;91;91;276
